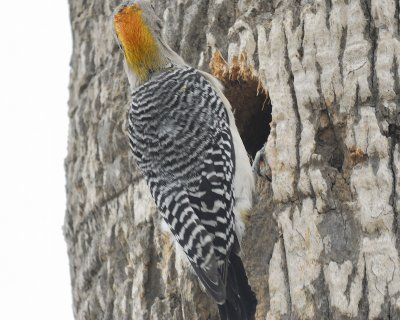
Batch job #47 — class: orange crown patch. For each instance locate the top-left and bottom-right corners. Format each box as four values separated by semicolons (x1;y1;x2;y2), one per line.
114;4;162;82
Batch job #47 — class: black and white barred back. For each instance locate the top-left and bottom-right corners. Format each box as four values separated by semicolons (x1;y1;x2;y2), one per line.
128;66;237;302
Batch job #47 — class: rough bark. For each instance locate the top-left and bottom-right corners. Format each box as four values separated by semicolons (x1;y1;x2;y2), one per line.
65;0;400;319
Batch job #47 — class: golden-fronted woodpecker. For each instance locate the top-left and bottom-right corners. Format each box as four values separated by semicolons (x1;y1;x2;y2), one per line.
113;2;257;319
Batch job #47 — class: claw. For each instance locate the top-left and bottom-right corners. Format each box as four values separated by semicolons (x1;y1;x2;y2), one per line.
252;145;271;181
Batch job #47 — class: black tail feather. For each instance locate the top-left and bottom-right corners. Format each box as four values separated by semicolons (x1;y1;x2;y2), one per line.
218;252;257;320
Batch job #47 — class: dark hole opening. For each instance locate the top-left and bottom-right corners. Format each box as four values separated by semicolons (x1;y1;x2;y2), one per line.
222;78;272;159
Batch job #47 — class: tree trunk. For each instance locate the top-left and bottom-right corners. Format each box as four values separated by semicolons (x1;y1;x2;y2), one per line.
65;0;400;319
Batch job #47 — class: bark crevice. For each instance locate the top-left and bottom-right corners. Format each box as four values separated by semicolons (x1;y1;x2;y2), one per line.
283;25;301;197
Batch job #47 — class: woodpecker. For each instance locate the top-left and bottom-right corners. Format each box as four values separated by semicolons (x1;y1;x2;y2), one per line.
113;2;257;319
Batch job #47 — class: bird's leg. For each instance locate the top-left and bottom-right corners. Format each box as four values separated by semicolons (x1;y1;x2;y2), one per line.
252;145;271;181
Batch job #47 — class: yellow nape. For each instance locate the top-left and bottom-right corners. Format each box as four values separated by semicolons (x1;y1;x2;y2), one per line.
114;4;162;82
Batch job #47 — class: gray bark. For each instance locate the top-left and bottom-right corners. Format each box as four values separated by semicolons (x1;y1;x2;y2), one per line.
65;0;400;319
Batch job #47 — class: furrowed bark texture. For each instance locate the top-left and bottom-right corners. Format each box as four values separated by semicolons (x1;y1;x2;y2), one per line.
65;0;400;319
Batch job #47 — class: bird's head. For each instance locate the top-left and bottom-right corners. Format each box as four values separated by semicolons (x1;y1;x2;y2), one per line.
113;1;167;86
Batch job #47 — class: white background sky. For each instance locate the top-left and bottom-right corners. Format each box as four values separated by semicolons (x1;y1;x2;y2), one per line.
0;0;73;319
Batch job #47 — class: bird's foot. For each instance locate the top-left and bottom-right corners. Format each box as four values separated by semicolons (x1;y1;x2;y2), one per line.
252;145;271;181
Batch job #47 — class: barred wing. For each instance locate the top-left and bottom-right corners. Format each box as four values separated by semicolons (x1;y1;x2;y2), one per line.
128;67;236;302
